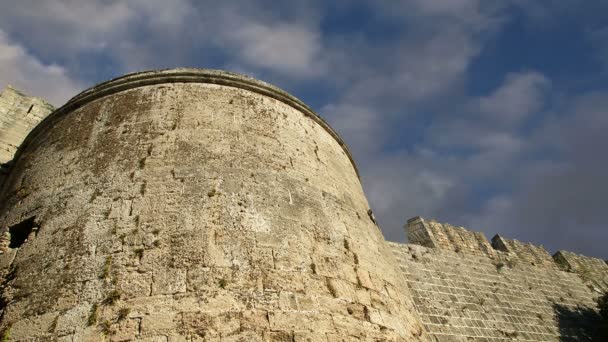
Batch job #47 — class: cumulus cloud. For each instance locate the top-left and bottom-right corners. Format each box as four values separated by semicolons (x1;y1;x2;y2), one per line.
0;0;326;80
222;22;325;77
0;30;82;106
362;153;458;241
315;0;521;243
0;1;132;54
477;71;550;126
322;104;382;157
461;91;608;258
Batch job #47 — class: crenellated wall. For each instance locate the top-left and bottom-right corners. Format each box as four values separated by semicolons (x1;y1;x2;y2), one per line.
394;217;607;341
407;216;498;259
554;250;608;294
491;235;559;271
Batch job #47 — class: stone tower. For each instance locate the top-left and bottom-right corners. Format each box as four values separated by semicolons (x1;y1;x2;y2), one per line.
0;69;426;341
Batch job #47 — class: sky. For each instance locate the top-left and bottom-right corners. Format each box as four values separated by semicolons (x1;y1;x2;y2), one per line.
0;0;607;259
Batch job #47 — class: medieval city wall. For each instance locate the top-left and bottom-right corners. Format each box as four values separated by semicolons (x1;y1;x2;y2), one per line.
392;217;607;341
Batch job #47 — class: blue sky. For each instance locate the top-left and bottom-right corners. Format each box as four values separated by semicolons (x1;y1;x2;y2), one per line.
1;0;607;258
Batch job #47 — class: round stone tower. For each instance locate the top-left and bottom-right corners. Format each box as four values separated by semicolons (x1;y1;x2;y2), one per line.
0;69;425;341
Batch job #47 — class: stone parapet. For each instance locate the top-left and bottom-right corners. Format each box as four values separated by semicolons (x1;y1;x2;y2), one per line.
492;234;558;270
406;217;497;259
406;217;569;271
554;250;608;294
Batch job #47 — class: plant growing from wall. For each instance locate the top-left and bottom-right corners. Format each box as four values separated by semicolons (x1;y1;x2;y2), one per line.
117;308;130;321
88;303;99;326
1;327;10;342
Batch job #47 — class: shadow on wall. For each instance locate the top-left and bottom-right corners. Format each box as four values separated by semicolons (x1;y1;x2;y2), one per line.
553;303;606;341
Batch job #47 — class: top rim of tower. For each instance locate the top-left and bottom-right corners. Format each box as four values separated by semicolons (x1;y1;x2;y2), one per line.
17;68;360;179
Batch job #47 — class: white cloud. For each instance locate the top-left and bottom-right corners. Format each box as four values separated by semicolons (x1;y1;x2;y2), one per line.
0;1;133;53
0;30;82;106
0;0;330;80
361;153;457;239
226;22;325;76
477;71;550;125
323;104;383;157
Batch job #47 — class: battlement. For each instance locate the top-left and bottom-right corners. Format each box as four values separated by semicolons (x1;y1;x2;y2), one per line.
492;234;558;270
406;216;497;258
554;250;608;293
406;216;600;273
397;217;608;340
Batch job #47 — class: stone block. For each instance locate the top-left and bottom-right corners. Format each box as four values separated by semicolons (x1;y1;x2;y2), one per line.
268;311;334;333
141;312;178;336
152;268;186;295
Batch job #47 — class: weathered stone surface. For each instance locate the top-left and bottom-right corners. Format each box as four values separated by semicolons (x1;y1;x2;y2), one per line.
1;71;604;341
0;69;427;340
0;86;54;164
554;250;608;293
394;217;607;341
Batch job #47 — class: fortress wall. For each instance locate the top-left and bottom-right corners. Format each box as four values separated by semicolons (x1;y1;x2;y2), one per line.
492;235;558;271
390;242;601;341
0;86;54;164
0;70;426;341
394;218;604;341
554;250;608;293
407;217;497;259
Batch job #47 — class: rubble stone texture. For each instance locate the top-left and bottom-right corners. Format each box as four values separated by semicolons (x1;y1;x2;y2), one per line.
0;69;427;341
0;86;54;164
1;69;607;341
